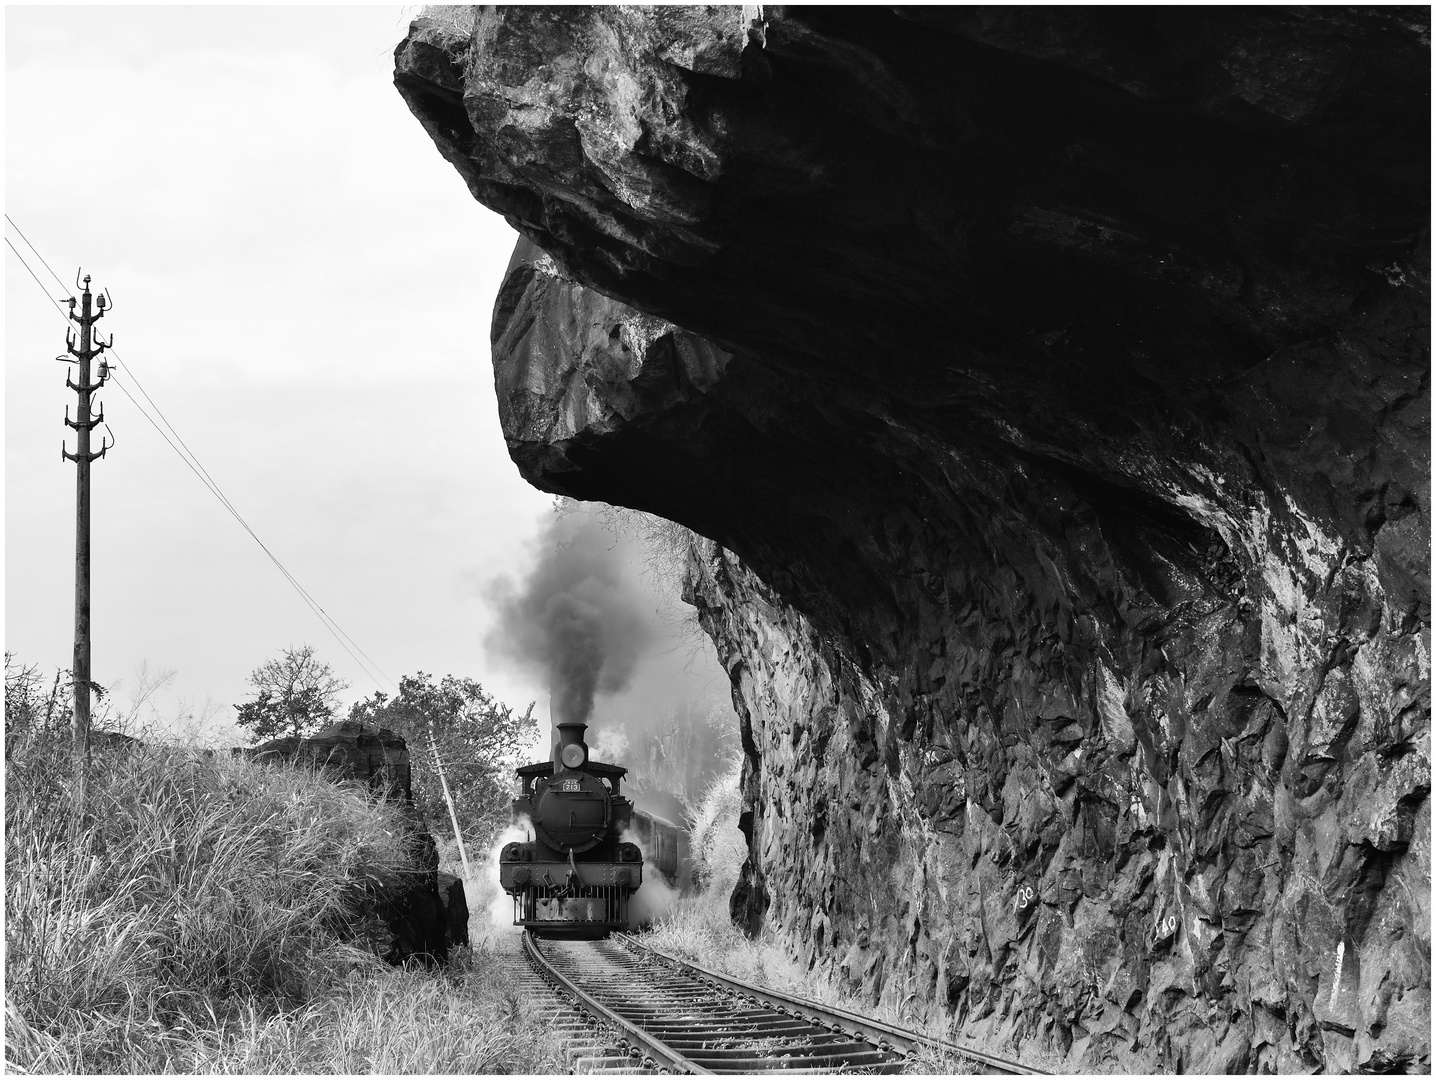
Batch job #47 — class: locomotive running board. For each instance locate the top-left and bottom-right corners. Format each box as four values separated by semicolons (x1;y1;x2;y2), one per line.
521;931;714;1075
614;933;1048;1075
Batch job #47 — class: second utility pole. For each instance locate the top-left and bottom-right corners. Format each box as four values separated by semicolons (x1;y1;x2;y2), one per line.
62;272;113;809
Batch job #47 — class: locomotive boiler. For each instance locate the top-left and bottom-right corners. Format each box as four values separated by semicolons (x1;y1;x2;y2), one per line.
498;718;680;935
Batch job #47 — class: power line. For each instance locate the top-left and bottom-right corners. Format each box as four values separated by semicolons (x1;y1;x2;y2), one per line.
100;350;396;691
6;233;395;692
6;231;393;691
4;237;71;320
5;214;73;296
5;224;397;694
104;367;393;692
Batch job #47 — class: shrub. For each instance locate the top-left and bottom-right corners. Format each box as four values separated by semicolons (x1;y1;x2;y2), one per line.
4;731;414;1072
686;758;746;892
5;652;72;744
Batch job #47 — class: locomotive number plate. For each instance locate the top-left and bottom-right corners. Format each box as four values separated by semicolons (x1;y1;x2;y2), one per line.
556;779;581;792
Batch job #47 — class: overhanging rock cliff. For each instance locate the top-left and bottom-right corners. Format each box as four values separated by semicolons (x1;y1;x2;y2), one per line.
397;7;1429;1071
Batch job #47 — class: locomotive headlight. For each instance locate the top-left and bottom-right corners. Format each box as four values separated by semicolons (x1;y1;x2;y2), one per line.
501;843;523;862
618;842;642;862
560;743;586;769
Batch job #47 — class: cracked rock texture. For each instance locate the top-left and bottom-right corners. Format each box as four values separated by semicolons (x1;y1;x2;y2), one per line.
397;7;1430;1071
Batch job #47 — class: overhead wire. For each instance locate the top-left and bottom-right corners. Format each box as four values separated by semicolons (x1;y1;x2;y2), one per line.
5;221;397;694
101;355;397;692
9;218;248;531
106;366;396;693
4;237;72;320
9;235;395;693
5;213;73;296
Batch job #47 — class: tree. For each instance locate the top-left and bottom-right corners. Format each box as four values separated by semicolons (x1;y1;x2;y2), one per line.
348;672;537;846
234;644;348;743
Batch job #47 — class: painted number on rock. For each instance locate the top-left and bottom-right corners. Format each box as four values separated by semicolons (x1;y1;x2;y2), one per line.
1014;883;1036;911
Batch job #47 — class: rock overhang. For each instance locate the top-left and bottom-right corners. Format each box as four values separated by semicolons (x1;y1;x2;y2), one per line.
396;6;1429;1071
395;7;1429;589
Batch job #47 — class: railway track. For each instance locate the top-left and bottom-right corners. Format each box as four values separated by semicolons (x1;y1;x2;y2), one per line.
521;931;1043;1074
490;931;650;1073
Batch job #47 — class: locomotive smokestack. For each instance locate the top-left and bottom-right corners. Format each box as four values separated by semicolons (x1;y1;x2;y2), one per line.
554;718;589;771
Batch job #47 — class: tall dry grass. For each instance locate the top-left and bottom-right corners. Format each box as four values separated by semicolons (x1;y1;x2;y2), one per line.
5;729;576;1073
643;758;756;967
5;732;415;1071
685;758;745;892
86;947;570;1074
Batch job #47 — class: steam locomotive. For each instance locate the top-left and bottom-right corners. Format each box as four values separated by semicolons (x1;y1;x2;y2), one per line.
498;719;680;936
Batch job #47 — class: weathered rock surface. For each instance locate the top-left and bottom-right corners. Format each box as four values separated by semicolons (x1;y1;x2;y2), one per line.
244;720;466;963
398;6;1429;1070
247;719;414;798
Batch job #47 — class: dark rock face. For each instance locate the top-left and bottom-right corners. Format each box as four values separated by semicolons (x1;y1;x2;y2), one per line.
247;719;414;800
397;7;1429;1071
244;721;464;964
439;871;471;949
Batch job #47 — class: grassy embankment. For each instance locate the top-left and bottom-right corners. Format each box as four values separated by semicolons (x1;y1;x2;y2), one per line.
4;731;564;1074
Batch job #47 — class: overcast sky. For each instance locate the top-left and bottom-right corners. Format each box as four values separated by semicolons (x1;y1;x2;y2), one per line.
5;6;569;743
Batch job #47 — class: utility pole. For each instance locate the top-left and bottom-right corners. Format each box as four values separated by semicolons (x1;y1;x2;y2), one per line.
60;273;113;807
428;723;473;881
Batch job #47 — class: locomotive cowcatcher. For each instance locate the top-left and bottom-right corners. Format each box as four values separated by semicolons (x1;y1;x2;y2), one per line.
499;719;679;936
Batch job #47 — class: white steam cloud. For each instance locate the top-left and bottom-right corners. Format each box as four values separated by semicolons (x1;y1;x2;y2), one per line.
475;814;535;939
621;826;680;928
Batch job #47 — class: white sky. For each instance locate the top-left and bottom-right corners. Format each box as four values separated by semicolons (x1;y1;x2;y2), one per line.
5;6;562;744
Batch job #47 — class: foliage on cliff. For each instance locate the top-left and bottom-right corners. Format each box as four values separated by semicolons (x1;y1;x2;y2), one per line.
348;671;537;844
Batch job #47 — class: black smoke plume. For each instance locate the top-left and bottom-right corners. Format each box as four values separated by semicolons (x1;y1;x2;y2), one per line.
485;502;741;819
486;509;655;728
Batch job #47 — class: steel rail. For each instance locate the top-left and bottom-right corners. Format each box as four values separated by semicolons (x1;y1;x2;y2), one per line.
523;931;711;1074
497;932;640;1073
613;933;1045;1076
